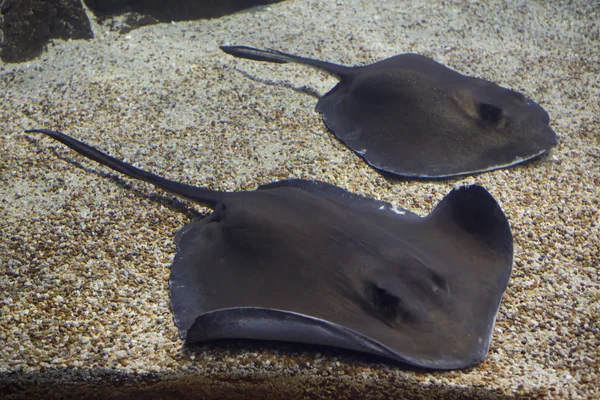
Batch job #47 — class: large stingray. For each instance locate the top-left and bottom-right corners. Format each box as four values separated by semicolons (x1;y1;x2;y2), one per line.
26;128;513;370
220;46;558;178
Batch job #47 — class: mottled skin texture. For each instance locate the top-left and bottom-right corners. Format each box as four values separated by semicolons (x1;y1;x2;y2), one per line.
26;128;513;370
221;46;557;178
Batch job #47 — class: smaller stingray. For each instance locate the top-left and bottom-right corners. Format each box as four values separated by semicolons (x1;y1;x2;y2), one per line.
26;128;513;370
221;46;557;178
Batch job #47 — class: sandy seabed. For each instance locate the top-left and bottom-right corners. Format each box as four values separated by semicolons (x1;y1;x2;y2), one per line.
1;1;598;399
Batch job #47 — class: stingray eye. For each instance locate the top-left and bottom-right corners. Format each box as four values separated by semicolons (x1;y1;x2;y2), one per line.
370;284;417;325
372;285;399;320
478;102;504;124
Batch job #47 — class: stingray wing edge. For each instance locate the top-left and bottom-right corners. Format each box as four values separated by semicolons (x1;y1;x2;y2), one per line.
184;307;485;370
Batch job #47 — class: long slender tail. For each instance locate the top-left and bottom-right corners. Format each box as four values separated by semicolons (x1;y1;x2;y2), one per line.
26;129;224;208
220;46;353;80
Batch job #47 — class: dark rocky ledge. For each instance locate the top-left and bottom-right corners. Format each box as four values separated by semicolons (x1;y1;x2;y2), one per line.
0;0;285;63
1;369;516;400
83;0;286;22
0;0;92;63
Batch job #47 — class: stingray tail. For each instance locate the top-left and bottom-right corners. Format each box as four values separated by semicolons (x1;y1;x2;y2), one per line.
220;45;353;80
25;129;224;208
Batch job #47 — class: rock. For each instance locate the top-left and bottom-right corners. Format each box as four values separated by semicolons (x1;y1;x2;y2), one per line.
0;0;286;62
84;0;286;22
0;0;93;63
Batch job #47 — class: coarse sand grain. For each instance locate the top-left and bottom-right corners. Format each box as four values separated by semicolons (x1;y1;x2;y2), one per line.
1;0;598;398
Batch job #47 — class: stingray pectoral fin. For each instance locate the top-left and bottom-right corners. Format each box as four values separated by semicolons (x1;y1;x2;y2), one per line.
427;185;514;259
416;185;513;364
185;307;408;362
257;179;419;219
26;129;224;207
169;217;220;338
355;185;513;369
220;45;353;80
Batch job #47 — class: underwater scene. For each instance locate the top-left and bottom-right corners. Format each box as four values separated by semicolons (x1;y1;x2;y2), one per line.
0;0;598;398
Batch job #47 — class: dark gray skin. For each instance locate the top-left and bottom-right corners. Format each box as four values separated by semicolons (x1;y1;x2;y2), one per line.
26;128;513;369
221;46;558;178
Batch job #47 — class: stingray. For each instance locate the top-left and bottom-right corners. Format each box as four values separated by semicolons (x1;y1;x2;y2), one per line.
220;45;557;178
26;128;513;370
